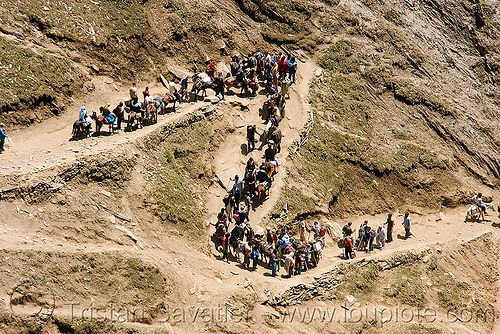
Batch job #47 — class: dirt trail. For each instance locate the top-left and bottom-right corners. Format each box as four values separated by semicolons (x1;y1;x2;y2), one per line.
205;59;314;232
2;55;500;333
0;77;211;177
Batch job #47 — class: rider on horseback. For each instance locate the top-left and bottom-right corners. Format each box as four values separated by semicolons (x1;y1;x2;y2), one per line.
79;106;92;128
100;103;116;126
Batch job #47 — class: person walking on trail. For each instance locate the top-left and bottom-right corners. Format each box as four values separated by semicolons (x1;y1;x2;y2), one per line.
376;225;386;249
169;81;182;107
403;212;412;239
287;56;298;83
265;143;276;162
180;73;189;98
266;227;275;245
313;221;322;239
342;222;355;242
142;86;150;103
294;217;307;243
247;125;259;152
129;82;138;100
231;175;244;195
366;225;375;253
344;235;354;260
270;248;279;277
0;123;8;153
213;71;225;100
385;213;394;243
251;245;259;270
222;232;230;263
112;102;124;130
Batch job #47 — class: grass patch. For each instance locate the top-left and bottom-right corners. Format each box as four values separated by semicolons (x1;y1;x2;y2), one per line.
79;154;137;185
141;115;230;236
342;262;379;296
0;249;170;308
0;36;73;109
384;267;426;307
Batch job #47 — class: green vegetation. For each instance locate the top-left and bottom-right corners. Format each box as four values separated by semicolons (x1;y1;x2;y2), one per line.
0;249;170;308
384;267;426;307
80;154;137;185
141;116;230;235
343;262;380;295
0;37;73;107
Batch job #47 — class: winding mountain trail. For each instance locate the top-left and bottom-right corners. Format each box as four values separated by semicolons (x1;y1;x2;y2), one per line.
1;55;500;334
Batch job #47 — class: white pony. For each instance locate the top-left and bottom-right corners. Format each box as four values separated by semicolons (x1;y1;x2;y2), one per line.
466;202;495;222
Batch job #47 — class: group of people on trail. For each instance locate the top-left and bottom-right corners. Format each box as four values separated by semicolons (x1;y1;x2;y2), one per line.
72;49;298;139
213;204;326;278
278;220;326;277
341;212;411;260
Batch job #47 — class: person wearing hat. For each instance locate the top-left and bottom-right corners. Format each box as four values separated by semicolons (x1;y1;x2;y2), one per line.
313;221;321;239
0;123;7;153
129;82;138;100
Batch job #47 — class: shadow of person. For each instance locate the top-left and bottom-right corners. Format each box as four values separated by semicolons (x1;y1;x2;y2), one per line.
241;143;248;156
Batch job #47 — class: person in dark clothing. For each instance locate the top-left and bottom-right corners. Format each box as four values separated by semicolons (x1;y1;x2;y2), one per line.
229;184;240;212
366;226;375;253
112;102;124;130
270;248;279;277
213;72;225;100
230;56;240;77
235;68;248;91
265;144;276;162
385;213;394;243
247;125;259;152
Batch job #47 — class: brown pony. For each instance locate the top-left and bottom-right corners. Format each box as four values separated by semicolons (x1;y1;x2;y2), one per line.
144;103;157;124
125;111;142;132
257;183;268;202
91;112;113;134
265;162;276;178
72;120;91;139
161;93;176;113
225;76;249;95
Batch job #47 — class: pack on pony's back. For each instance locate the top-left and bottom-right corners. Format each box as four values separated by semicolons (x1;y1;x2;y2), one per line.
320;226;326;237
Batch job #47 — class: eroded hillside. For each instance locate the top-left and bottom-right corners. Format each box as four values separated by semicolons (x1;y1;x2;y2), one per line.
2;1;500;334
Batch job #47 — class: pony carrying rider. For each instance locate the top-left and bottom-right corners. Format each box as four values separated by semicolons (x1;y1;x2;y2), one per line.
100;103;116;125
79;106;92;128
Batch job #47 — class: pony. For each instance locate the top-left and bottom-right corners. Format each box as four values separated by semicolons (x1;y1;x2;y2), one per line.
161;93;177;113
244;169;257;196
271;126;282;153
256;183;269;203
465;202;495;222
211;223;227;253
144;103;157;125
91;112;113;134
72;120;91;139
191;73;210;98
225;76;249;95
125;111;142;132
